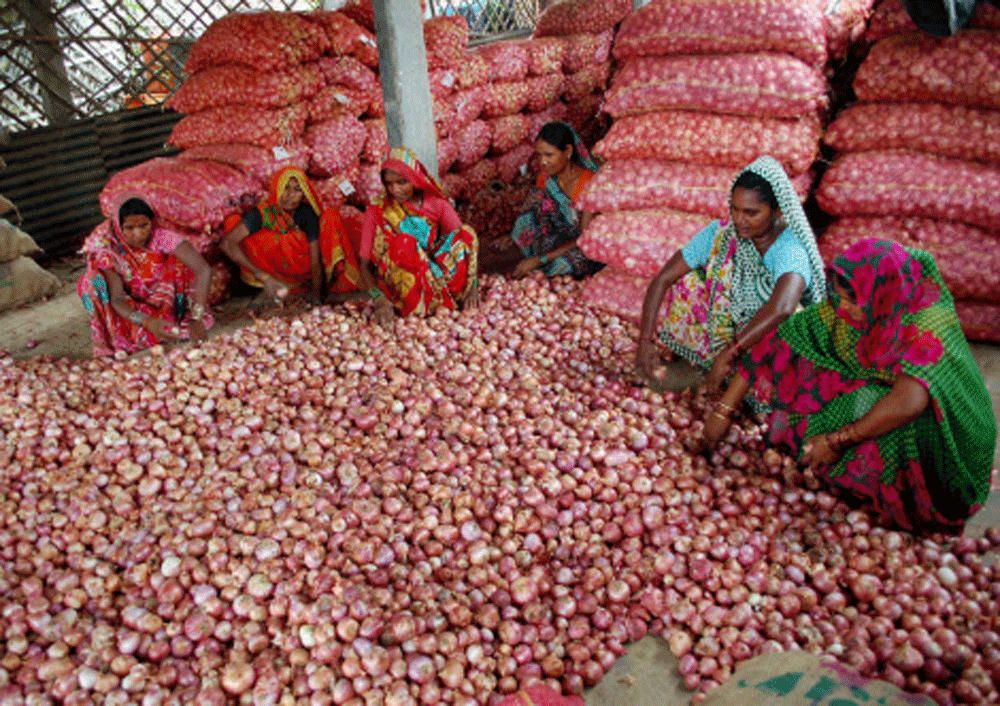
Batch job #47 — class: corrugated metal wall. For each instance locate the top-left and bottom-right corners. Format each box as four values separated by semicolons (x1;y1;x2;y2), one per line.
0;105;182;258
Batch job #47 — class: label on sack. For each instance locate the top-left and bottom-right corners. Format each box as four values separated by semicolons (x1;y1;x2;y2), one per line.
339;180;356;196
442;72;456;88
361;35;376;47
334;93;349;105
272;146;290;160
520;163;529;176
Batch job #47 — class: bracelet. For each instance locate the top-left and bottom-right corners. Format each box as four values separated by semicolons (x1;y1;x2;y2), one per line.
715;401;736;417
190;303;206;321
127;309;147;326
368;286;382;299
709;408;731;421
538;253;549;266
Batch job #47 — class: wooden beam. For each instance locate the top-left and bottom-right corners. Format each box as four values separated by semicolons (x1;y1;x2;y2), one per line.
12;0;75;125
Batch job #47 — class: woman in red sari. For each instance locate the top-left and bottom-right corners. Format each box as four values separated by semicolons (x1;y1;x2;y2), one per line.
221;166;353;306
354;147;479;325
78;197;214;357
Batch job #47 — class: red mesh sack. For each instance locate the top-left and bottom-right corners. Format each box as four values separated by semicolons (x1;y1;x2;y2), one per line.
166;63;325;114
441;172;468;201
488;114;531;155
455;53;491;89
604;54;828;120
340;0;375;32
577;208;708;278
865;0;1000;44
437;135;459;174
453;120;492;168
357;161;383;203
480;81;531;118
304;115;368;177
819;215;1000;302
101;157;260;231
525;103;569;138
316;56;379;94
823;0;876;61
474;41;529;83
177;143;311;185
519;38;566;76
304;11;376;56
562;93;605;141
594;111;822;176
577;158;812;215
495;143;536;184
561;34;599;74
367;92;385;119
451;87;486;126
561;62;611;102
185;12;326;73
523;74;565;112
613;0;828;68
362;119;388;163
955;301;1000;343
459;159;499;200
533;0;631;37
312;161;362;207
823;102;1000;165
429;69;460;99
815;150;1000;231
582;266;669;323
425;15;469;70
854;31;1000;110
168;104;308;149
307;86;373;123
434;96;459;138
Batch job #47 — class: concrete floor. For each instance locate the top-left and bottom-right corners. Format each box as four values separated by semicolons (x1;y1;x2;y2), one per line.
1;267;998;706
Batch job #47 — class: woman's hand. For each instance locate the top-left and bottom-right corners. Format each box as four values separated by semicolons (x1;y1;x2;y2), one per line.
489;236;517;253
260;273;289;305
145;317;182;341
706;346;738;398
373;297;395;328
701;409;731;452
513;256;541;279
801;434;842;471
188;319;208;344
635;339;662;381
462;279;481;309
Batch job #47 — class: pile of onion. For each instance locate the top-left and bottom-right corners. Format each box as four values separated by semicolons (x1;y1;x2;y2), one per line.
0;275;997;706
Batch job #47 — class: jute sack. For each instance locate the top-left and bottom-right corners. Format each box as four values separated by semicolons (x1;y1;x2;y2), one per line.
0;257;61;312
0;217;43;263
703;651;933;706
0;195;17;220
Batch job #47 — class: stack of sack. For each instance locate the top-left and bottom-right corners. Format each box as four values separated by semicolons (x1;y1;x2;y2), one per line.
0;196;61;313
816;0;1000;343
577;0;838;323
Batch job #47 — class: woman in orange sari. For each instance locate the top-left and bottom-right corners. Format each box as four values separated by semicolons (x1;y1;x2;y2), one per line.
353;147;479;325
221;166;353;306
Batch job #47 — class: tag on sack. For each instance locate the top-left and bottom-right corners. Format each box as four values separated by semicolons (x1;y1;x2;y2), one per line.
441;72;456;88
334;93;349;105
338;180;356;197
272;146;290;160
361;35;376;47
520;164;529;177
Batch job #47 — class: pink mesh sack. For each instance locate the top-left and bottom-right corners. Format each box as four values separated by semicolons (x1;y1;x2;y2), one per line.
185;12;326;73
815;150;1000;231
453;120;492;168
307;86;372;123
955;300;1000;343
451;87;486;126
474;41;529;83
577;208;708;278
523;74;565;112
480;81;531;118
304;115;368;177
168;104;308;149
533;0;631;37
177;143;311;186
425;15;469;70
561;62;611;102
495;143;536;183
316;56;379;94
519;38;566;76
166;63;325;114
488;114;531;155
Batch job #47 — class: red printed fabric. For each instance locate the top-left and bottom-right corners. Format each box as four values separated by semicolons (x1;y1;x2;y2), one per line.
815;150;1000;231
577;208;707;278
823;102;1000;165
185;12;326;73
576;159;813;216
177;143;311;187
474;41;529;83
955;300;1000;343
865;0;1000;44
100;158;260;231
854;31;1000;110
613;0;828;67
582;266;670;323
594;112;822;176
819;216;1000;302
166;63;324;114
168;104;308;150
533;0;631;37
304;116;368;177
604;54;827;120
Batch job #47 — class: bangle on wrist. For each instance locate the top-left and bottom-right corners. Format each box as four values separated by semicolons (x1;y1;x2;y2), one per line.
128;309;146;325
368;286;382;299
190;303;206;321
538;253;549;266
715;401;736;417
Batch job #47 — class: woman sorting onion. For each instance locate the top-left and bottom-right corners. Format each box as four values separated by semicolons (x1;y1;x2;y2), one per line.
501;121;605;280
351;147;479;327
635;155;826;396
78;197;214;357
703;239;995;534
221;166;352;307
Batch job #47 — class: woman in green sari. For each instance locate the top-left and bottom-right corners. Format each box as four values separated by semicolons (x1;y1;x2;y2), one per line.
705;238;995;533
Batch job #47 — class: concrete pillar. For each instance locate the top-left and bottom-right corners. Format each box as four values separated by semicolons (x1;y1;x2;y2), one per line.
372;0;439;178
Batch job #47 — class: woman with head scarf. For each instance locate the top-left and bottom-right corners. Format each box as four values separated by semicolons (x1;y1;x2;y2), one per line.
635;155;826;396
354;147;479;326
77;196;214;356
221;166;352;306
505;121;605;280
704;239;995;533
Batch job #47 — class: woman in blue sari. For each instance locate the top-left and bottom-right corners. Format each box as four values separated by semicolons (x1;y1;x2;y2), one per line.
506;122;605;279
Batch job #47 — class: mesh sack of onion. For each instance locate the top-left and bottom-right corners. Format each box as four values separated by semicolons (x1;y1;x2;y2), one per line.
167;104;309;151
177;143;311;187
184;12;326;74
533;0;631;37
304;116;368;178
165;63;325;114
577;209;707;279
